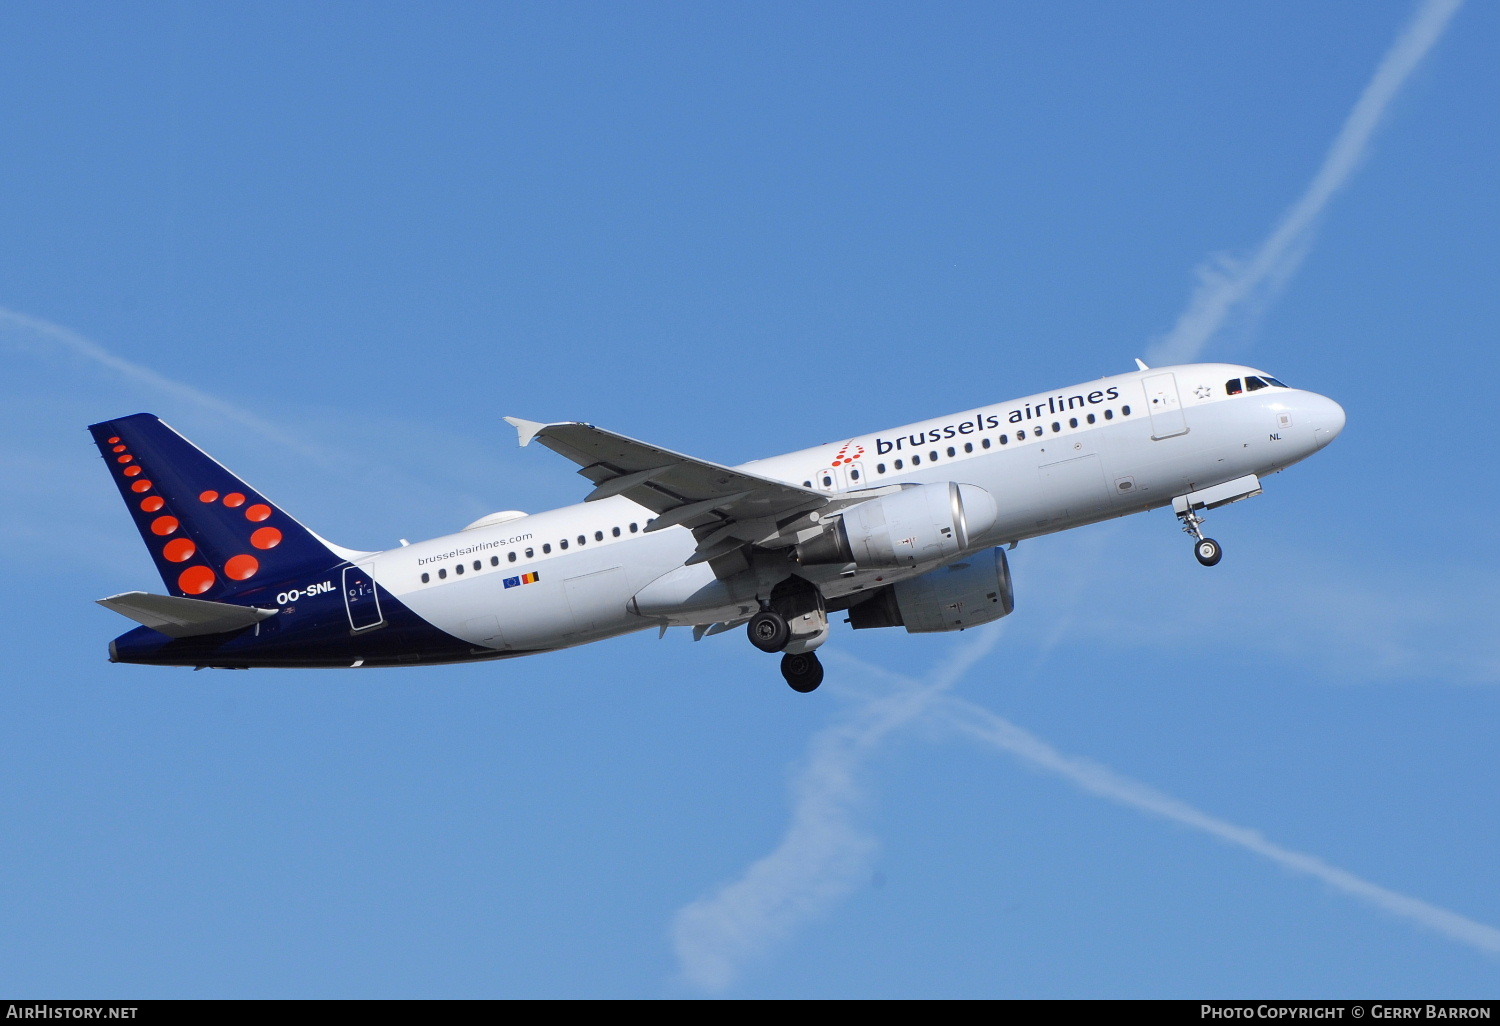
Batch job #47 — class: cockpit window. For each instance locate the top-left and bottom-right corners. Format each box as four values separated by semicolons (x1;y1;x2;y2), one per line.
1226;378;1243;395
1246;376;1269;391
1265;376;1288;388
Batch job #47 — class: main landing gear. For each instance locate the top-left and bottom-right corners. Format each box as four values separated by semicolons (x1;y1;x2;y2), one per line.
747;576;830;692
747;610;790;653
781;652;824;693
1177;506;1223;567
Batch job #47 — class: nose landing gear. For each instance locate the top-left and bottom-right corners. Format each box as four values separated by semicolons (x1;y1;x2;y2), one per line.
1177;506;1223;566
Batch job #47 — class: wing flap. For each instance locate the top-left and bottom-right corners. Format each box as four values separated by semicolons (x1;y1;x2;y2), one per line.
97;591;278;638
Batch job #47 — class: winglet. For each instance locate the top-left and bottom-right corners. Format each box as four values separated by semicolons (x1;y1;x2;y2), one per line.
503;416;549;448
1135;358;1150;371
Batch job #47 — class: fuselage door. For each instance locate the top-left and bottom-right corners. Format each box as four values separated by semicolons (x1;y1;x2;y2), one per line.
1143;372;1189;440
342;565;385;631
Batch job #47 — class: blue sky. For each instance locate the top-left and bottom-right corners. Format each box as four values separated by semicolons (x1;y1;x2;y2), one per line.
3;0;1497;998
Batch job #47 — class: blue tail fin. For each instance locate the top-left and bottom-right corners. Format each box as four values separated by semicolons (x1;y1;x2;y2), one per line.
88;414;350;598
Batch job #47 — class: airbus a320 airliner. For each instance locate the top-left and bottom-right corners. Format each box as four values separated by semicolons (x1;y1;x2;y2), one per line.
92;361;1343;692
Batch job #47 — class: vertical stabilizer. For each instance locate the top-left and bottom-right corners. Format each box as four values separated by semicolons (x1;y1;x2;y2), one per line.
88;414;359;598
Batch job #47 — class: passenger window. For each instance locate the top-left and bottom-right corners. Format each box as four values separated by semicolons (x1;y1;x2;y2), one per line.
964;442;973;453
946;447;956;457
543;543;551;553
473;560;481;571
1069;417;1078;428
612;526;621;537
525;547;534;558
1246;377;1268;391
981;438;991;449
421;572;430;584
850;469;860;481
1016;429;1026;440
491;556;500;566
894;459;904;469
912;455;921;466
595;530;603;541
455;564;464;575
508;552;517;562
438;568;447;579
1121;405;1131;416
822;475;832;488
877;463;886;474
803;481;812;488
1104;410;1114;420
629;523;638;533
560;539;569;550
1052;422;1061;433
1087;413;1096;424
578;535;586;546
1226;378;1243;395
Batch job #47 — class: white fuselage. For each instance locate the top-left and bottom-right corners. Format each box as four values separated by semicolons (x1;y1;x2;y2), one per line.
364;363;1344;657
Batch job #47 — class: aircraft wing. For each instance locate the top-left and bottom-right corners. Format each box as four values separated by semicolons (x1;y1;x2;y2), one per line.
505;418;846;564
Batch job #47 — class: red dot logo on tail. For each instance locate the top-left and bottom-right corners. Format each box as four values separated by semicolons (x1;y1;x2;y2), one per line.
224;554;259;580
163;539;196;563
178;566;216;594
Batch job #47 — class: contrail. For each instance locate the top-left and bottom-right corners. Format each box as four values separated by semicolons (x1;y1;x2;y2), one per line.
0;305;329;460
938;694;1500;959
669;627;1003;993
1147;0;1464;365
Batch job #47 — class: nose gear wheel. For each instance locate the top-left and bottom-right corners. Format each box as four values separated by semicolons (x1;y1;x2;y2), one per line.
1177;507;1223;567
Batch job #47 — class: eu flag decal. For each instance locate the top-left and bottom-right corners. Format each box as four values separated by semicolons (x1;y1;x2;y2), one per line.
503;576;520;589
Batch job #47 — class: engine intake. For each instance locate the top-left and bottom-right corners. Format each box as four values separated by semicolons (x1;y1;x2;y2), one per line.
797;482;997;568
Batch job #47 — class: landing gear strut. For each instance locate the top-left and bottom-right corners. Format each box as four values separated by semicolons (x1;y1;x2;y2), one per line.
781;652;824;693
1177;507;1223;566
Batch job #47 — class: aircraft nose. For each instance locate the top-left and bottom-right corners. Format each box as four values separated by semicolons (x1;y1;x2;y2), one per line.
1311;394;1345;449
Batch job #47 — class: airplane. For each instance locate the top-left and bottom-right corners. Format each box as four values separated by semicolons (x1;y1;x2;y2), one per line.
91;360;1344;692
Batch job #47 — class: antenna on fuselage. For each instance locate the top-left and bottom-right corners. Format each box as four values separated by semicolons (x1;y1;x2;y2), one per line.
1135;358;1150;371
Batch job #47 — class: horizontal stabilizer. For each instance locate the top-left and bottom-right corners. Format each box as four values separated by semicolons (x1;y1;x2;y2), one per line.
97;591;278;638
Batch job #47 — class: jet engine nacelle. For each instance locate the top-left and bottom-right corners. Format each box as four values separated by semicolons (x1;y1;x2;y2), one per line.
797;482;997;569
847;547;1014;633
